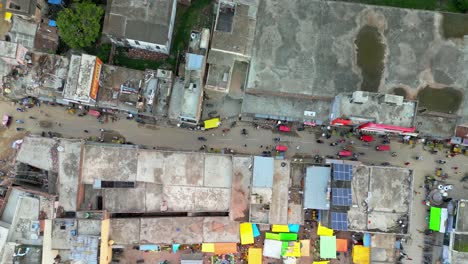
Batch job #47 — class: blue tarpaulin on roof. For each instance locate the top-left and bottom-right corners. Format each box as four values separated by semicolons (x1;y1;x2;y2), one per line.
363;233;371;247
48;0;63;4
48;20;57;27
186;53;204;70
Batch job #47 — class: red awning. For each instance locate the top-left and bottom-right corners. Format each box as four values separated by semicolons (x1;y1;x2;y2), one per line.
331;118;353;126
358;122;416;133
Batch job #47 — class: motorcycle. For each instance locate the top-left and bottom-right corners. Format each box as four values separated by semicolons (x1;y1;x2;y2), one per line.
198;137;207;141
15;119;24;124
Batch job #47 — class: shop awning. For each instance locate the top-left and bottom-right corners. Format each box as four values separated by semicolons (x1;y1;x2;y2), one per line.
429;207;441;231
201;243;215;253
317;224;334;236
288;224;300;233
272;224;289;232
353;245;370;264
240;222;254;245
204;117;220;129
320;236;337;259
248;248;262;264
336;238;348;252
88;110;101;117
252;224;260;237
281;242;301;257
214;243;237;254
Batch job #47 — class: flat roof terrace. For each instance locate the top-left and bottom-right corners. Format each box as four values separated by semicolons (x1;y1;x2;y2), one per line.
348;165;413;234
81;145;233;213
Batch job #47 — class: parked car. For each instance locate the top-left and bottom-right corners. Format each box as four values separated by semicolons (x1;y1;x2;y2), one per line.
376;145;391;151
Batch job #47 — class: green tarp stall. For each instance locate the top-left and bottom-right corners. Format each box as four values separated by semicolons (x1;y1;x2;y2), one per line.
279;233;298;241
265;233;298;241
429;207;441;231
265;233;281;240
320;236;337;259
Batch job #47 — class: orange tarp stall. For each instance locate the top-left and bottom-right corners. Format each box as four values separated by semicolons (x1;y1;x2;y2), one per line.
248;248;262;264
300;240;310;256
214;243;237;254
336;239;348;252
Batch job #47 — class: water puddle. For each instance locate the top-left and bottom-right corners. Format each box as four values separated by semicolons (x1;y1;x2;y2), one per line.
442;12;468;39
417;86;462;114
355;26;385;92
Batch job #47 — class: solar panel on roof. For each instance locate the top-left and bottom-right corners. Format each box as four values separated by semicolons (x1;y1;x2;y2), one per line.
333;163;353;181
332;188;352;206
331;212;348;231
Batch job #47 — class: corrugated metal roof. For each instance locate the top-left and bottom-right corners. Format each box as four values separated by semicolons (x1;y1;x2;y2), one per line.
253;156;274;187
187;53;204;70
304;166;330;209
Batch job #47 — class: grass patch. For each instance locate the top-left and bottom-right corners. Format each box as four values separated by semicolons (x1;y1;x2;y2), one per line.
171;0;214;57
417;86;463;114
113;52;164;71
441;12;468;38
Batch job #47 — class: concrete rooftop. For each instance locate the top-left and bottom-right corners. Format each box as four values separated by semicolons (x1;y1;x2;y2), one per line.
102;0;175;44
110;217;239;245
332;92;417;127
247;0;468;113
242;93;331;123
16;137;56;172
456;200;468;233
211;2;255;57
82;145;234;213
348;165;413;234
57;140;82;212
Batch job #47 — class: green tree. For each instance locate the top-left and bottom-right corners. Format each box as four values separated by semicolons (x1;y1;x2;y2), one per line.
57;2;104;49
454;0;468;12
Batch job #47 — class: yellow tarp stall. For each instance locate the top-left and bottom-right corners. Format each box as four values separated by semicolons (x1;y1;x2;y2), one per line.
204;117;220;129
248;248;262;264
240;222;254;245
272;224;289;232
300;239;310;256
353;245;370;264
4;12;12;22
317;224;334;236
201;243;215;253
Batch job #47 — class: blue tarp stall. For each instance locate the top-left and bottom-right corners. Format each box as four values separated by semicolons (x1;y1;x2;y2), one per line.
48;0;63;4
252;224;260;237
288;224;300;233
363;233;371;247
139;245;159;251
48;20;57;27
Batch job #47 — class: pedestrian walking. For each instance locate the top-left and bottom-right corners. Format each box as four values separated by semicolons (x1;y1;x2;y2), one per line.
260;145;263;148
404;162;410;166
244;144;247;147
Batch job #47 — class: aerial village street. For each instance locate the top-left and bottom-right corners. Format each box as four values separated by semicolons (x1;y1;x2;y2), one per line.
2;0;468;263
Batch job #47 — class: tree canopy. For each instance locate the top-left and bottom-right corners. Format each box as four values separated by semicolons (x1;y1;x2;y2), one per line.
57;2;104;49
454;0;468;12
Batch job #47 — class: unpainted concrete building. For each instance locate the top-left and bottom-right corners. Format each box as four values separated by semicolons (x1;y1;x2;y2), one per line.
348;165;414;234
102;0;177;54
